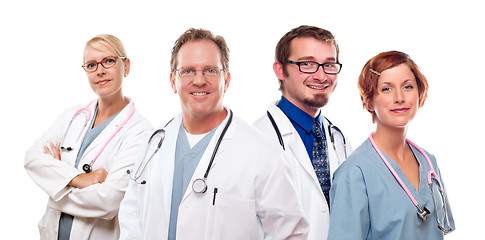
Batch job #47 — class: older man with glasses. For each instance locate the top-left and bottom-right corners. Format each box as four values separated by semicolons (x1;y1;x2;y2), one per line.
118;28;309;240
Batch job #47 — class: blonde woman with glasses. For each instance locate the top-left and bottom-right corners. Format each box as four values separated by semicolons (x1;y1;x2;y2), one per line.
25;34;152;240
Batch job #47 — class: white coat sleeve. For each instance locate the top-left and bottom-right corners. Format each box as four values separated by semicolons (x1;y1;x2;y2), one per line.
328;164;369;240
24;108;84;201
47;117;152;220
255;150;309;239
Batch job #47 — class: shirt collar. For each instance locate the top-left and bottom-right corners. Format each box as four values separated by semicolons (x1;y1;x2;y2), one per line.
277;96;321;133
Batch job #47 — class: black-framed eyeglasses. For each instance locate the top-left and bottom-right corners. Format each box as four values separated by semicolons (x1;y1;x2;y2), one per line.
82;56;126;72
176;66;224;79
286;60;342;74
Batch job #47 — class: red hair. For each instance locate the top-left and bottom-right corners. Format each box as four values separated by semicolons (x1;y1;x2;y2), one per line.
358;51;429;122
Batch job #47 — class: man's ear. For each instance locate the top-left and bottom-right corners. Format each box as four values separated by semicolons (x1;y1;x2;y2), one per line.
223;72;231;93
170;73;177;93
273;61;286;81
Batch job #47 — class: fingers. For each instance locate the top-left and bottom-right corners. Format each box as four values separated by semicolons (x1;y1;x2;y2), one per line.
69;168;108;189
43;142;61;160
50;142;61;160
43;145;52;155
92;168;108;184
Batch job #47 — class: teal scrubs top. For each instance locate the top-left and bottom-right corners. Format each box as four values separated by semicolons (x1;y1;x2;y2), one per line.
328;139;455;240
168;124;217;240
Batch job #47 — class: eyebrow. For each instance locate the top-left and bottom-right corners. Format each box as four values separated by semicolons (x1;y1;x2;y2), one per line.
84;56;118;63
378;79;415;86
296;56;337;62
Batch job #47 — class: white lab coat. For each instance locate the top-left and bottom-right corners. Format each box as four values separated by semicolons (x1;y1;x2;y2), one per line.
253;102;352;240
119;111;309;240
25;99;152;240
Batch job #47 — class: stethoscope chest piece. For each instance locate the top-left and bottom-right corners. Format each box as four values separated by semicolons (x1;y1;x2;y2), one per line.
418;206;430;220
83;164;92;173
192;178;207;193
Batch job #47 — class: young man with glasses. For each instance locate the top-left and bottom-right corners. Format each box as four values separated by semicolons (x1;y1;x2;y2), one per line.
119;28;308;240
254;25;352;240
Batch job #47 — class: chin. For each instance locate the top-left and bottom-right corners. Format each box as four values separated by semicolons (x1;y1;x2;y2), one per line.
185;103;211;115
303;94;329;108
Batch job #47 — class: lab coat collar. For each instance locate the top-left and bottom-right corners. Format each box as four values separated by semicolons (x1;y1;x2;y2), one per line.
268;103;322;192
268;102;341;201
277;96;317;133
180;107;233;202
322;116;340;180
80;98;135;162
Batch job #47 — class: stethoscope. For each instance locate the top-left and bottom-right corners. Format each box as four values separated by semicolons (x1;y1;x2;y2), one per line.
369;133;452;234
128;110;233;195
60;100;135;173
267;111;348;159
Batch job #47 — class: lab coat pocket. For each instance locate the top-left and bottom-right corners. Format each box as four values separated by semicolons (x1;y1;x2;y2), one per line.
38;214;49;239
38;208;59;240
209;192;259;239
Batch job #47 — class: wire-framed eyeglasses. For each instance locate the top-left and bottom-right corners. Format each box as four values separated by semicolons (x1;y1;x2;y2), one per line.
286;60;342;74
82;56;126;72
176;66;224;79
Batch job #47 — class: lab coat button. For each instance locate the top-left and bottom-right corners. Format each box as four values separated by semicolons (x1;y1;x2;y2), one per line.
321;205;327;212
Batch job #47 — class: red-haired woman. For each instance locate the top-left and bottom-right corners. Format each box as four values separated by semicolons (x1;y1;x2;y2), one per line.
328;51;454;240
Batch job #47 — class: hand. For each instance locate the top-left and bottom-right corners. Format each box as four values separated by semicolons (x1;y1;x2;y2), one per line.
69;168;108;189
44;142;61;160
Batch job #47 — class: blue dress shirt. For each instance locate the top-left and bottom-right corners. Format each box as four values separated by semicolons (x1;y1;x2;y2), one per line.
277;96;322;160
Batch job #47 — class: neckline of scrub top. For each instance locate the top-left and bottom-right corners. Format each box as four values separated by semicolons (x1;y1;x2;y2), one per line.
368;138;430;205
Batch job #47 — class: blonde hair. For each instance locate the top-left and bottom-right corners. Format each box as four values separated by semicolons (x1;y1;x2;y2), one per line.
84;34;127;60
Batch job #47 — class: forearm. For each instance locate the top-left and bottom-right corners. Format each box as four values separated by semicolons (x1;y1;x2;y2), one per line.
48;180;127;219
25;147;82;200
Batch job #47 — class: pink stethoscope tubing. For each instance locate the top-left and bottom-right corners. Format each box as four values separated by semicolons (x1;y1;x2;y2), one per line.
71;100;95;124
368;133;443;213
64;100;135;170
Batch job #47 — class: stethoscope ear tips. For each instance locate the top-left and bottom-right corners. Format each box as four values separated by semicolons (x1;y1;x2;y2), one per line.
60;146;73;151
127;169;147;184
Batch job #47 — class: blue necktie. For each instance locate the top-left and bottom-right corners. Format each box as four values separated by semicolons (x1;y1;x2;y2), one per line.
312;119;331;205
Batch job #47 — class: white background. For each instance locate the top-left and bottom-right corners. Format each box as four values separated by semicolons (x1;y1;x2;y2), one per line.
1;0;482;239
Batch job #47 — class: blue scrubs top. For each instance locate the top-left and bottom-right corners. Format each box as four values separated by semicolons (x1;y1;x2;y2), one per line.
328;139;455;240
168;124;217;240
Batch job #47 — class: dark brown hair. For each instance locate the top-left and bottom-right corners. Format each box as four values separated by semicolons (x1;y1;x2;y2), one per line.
275;25;339;90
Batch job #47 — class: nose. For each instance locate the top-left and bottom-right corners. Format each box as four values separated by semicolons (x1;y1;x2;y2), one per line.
394;89;405;103
313;65;328;82
95;63;106;76
192;71;207;86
